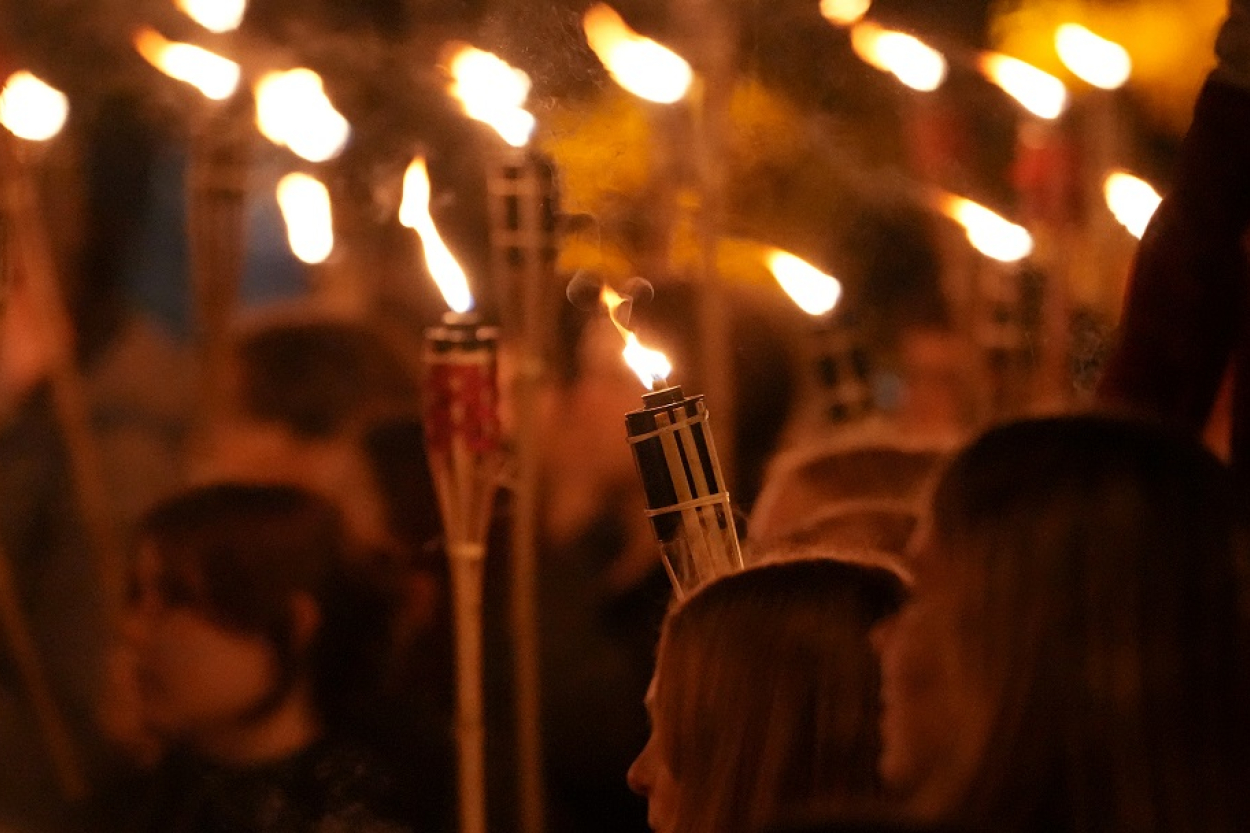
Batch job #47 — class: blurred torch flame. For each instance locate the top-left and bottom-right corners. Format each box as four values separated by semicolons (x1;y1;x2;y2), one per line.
255;69;350;162
1055;24;1131;90
583;3;693;104
820;0;871;26
176;0;246;33
448;45;535;148
941;195;1034;262
400;156;474;314
601;285;672;389
766;250;842;316
850;22;947;91
134;27;240;100
276;173;334;264
0;71;69;141
980;53;1067;119
1104;171;1161;239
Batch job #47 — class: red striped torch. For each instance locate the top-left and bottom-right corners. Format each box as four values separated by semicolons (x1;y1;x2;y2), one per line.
604;287;743;597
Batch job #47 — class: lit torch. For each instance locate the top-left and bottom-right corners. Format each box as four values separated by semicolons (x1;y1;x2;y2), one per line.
604;286;743;596
400;154;498;833
583;3;693;104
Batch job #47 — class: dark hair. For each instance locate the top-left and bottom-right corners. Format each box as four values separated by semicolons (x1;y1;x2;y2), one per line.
234;319;418;439
926;414;1250;832
137;482;398;729
654;558;906;833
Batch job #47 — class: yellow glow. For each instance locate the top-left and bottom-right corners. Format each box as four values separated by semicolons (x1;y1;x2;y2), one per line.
602;285;671;389
820;0;871;26
583;4;693;104
176;0;246;33
849;22;947;91
1055;24;1131;90
447;45;535;147
276;173;334;264
0;72;68;141
134;27;239;100
941;195;1033;262
980;53;1067;119
766;250;842;316
399;157;474;314
1104;171;1161;239
254;69;350;162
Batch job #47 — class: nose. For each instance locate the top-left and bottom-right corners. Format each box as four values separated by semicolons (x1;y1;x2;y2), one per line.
626;738;654;797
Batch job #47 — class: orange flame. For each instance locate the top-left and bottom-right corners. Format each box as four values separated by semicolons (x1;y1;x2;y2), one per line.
447;44;535;147
820;0;871;26
134;27;240;100
601;285;671;389
583;3;693;104
399;157;474;314
766;250;842;316
979;53;1067;119
176;0;246;33
939;194;1033;262
849;22;947;91
255;69;350;162
276;173;334;264
0;71;68;141
1104;171;1161;239
1055;24;1131;89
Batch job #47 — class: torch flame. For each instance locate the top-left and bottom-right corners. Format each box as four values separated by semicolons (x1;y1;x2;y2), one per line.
276;173;334;264
583;3;693;104
134;27;240;101
941;195;1034;262
602;285;671;389
400;157;474;314
176;0;246;33
1055;24;1131;90
1104;171;1161;239
766;250;842;316
849;22;947;91
255;69;351;162
820;0;871;26
447;45;536;148
0;71;69;141
979;53;1068;119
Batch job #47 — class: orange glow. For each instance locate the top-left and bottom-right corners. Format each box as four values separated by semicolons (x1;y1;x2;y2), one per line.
399;157;474;314
766;250;842;315
820;0;871;26
447;45;535;147
176;0;246;33
940;194;1033;262
583;3;693;104
276;173;334;264
979;53;1067;119
1055;24;1131;89
601;285;671;389
849;22;947;91
134;27;239;100
1104;171;1161;239
0;71;68;141
255;69;350;162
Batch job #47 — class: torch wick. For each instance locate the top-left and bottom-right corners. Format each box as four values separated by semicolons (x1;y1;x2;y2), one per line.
642;385;684;408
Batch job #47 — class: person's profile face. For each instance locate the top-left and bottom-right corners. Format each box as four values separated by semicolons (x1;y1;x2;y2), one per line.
124;543;280;750
627;676;679;833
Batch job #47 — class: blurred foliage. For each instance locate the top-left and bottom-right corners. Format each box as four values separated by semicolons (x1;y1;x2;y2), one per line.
990;0;1227;132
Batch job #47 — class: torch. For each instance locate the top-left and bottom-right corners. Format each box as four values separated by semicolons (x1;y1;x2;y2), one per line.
602;287;743;597
401;155;501;833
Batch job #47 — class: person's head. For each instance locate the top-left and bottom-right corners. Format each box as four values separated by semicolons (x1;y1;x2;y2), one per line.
125;482;395;761
876;414;1250;831
629;558;907;833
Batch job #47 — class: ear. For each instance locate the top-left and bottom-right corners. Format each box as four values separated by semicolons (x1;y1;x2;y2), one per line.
289;592;322;654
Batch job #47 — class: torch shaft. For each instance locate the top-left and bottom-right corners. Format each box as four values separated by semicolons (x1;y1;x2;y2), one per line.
449;543;488;833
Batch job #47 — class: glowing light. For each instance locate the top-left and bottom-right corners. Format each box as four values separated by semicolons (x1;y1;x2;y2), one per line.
583;3;693;104
134;27;240;101
447;45;535;147
820;0;871;26
766;250;842;316
0;72;69;141
255;69;351;162
1104;171;1161;239
602;285;671;389
276;173;334;264
1055;24;1131;90
941;195;1033;262
980;53;1068;119
850;22;947;91
176;0;246;33
399;157;474;314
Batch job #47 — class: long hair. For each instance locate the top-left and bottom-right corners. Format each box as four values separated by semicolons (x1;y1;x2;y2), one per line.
926;415;1250;833
653;559;906;833
137;482;398;732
